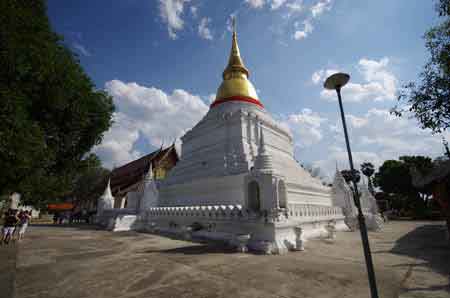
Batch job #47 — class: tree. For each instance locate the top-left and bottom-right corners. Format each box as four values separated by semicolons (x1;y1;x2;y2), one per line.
394;0;450;133
374;160;411;195
374;156;433;217
72;154;110;208
443;137;450;158
340;169;361;185
0;1;114;207
360;162;375;194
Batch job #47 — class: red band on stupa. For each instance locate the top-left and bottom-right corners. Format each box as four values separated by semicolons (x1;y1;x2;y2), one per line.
210;96;264;108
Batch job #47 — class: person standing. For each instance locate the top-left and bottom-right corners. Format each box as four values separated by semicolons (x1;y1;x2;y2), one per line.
2;209;19;245
18;211;31;241
13;210;24;240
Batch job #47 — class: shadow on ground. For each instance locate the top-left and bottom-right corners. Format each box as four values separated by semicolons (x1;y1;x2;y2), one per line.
139;243;236;255
30;223;101;231
389;224;450;277
0;243;16;298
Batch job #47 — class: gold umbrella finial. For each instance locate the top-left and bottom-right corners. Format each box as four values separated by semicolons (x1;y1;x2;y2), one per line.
212;15;262;108
223;15;249;80
232;15;236;33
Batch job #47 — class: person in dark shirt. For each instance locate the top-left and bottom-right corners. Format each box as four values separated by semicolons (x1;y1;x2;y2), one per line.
2;209;19;245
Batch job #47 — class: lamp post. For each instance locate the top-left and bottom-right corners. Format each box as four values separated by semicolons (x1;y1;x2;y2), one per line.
324;73;379;298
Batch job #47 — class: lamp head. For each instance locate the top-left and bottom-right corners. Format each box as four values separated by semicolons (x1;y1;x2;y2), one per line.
324;73;350;90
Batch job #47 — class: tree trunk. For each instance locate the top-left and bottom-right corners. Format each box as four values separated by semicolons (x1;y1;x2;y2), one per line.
444;201;450;244
368;177;374;195
431;181;450;241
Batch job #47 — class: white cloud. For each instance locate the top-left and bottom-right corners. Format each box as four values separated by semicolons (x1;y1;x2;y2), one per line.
317;57;397;102
159;0;190;39
282;108;327;148
198;17;213;40
286;0;303;13
313;108;449;179
245;0;265;9
93;113;141;169
225;16;234;33
94;80;208;168
311;0;332;18
72;42;91;57
190;5;197;18
311;69;340;85
314;148;383;182
293;19;313;40
270;0;287;10
311;70;322;84
290;0;332;41
246;0;302;11
345;108;436;154
345;114;368;128
358;57;397;99
207;93;216;103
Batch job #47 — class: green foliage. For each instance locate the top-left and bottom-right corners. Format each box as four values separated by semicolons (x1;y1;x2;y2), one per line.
360;162;375;194
374;160;411;194
72;158;110;206
394;0;450;133
360;162;375;178
0;1;114;207
340;169;360;184
437;0;450;18
374;156;434;218
399;155;434;175
374;156;433;194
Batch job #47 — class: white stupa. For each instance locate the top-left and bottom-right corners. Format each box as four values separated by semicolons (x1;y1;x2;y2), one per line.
150;23;347;253
97;21;352;253
139;163;159;211
97;179;114;216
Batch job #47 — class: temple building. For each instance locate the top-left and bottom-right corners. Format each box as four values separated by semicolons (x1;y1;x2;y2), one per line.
411;159;450;240
109;144;178;209
74;145;178;215
96;24;380;254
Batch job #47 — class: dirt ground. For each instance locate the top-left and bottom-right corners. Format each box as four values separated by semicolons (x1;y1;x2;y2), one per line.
1;221;449;298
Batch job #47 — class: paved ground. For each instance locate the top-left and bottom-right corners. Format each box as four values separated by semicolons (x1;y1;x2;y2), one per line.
1;221;449;298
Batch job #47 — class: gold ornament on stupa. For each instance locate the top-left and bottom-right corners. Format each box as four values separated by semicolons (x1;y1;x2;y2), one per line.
211;17;263;108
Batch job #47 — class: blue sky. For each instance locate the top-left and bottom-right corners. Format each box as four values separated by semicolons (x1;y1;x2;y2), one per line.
47;0;447;179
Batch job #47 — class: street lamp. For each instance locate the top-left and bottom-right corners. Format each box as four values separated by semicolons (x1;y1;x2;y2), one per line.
324;73;379;298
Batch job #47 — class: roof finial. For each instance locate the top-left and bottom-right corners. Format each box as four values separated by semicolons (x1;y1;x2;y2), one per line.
145;162;153;181
223;15;249;80
102;179;113;199
232;15;236;34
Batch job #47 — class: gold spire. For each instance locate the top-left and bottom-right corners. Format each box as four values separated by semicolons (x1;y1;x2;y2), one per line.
213;16;261;106
223;17;249;80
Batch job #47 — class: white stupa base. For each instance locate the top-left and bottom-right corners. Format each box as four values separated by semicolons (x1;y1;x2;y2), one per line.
95;209;139;232
124;204;348;254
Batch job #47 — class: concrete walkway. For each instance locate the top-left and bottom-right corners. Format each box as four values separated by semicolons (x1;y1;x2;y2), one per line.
1;221;449;298
0;240;16;298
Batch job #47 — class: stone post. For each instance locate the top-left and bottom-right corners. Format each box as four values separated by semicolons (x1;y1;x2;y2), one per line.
235;234;251;253
326;221;337;240
294;226;305;251
149;222;157;233
183;226;192;240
